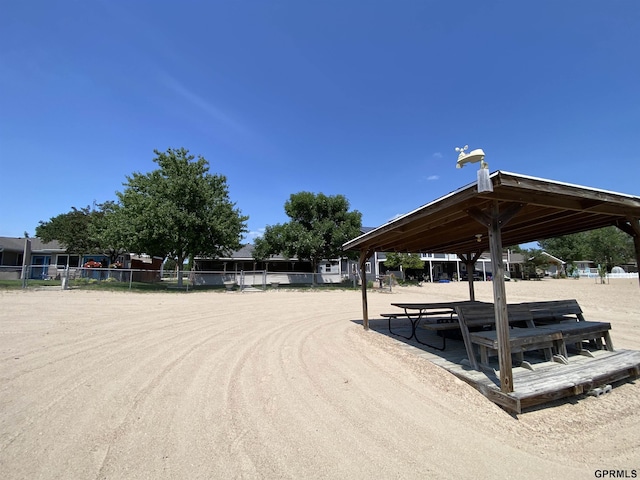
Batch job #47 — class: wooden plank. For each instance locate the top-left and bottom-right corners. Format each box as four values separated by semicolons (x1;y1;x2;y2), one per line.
442;349;640;412
510;350;640;397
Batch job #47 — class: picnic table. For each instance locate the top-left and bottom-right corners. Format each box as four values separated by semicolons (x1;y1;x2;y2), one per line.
383;301;479;350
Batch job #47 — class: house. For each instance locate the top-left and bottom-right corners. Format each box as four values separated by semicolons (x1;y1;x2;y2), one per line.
0;237;66;279
541;251;566;277
194;245;313;274
574;260;597;277
351;227;526;282
193;245;344;286
0;236;161;282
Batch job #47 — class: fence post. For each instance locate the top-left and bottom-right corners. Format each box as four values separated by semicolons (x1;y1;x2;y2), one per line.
61;266;69;290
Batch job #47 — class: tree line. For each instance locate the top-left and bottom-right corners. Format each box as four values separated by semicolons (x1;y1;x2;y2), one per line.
35;148;363;287
538;228;634;274
35;148;634;287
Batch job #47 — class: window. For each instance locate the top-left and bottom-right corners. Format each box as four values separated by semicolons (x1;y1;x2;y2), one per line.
56;255;80;267
365;262;371;274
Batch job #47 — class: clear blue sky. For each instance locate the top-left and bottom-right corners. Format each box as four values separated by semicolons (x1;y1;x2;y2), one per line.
2;1;639;243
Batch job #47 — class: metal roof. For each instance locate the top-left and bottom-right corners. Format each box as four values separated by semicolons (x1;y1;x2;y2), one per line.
0;237;64;252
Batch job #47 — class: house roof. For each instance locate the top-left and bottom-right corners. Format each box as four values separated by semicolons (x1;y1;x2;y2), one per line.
344;171;640;255
507;252;525;263
198;244;298;262
0;237;64;253
541;251;565;264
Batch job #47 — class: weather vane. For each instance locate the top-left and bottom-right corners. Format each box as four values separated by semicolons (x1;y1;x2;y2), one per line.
455;145;492;192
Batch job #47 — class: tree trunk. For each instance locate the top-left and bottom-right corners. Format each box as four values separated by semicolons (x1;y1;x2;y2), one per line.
311;259;318;286
176;256;185;288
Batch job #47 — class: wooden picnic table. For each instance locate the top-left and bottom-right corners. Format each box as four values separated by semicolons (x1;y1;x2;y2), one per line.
384;301;480;350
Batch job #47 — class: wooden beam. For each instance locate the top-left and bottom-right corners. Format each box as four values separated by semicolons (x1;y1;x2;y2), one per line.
488;201;513;393
465;201;515;391
497;202;525;227
466;206;492;227
617;218;640;289
457;251;483;301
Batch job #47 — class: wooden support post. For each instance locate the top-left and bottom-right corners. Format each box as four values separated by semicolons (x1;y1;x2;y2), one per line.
635;233;640;290
466;259;475;301
616;218;640;289
467;201;522;393
359;250;370;330
488;202;513;393
458;251;483;302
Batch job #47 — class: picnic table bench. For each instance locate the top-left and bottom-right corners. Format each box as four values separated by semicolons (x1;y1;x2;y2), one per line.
517;299;613;354
468;327;564;369
455;303;562;370
456;300;614;371
382;299;613;369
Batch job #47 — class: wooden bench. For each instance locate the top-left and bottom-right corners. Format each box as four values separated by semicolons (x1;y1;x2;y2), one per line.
455;304;562;370
518;299;614;354
518;299;585;323
468;327;564;369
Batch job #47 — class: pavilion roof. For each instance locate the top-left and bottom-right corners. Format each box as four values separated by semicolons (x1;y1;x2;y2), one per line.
344;171;640;255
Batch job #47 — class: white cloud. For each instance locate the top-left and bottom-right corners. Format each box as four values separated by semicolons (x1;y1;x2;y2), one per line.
244;228;265;242
426;175;440;181
432;152;443;159
159;72;248;135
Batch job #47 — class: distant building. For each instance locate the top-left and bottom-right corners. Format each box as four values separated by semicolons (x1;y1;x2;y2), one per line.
541;251;566;277
0;236;160;282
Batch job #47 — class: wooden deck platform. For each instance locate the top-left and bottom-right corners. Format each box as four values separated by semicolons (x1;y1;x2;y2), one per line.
364;318;640;414
445;349;640;413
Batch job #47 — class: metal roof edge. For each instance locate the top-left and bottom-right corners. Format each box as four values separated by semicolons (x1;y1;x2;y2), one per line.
343;177;481;249
498;171;640;200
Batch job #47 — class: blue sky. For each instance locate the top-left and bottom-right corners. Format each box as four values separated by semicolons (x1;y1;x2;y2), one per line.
1;1;639;244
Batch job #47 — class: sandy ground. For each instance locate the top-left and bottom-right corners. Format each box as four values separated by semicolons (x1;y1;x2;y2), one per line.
0;278;639;479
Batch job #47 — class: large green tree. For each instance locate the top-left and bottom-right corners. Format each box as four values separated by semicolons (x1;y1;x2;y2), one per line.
521;248;550;279
383;252;424;279
538;232;589;265
253;192;362;284
36;205;101;257
584;227;634;270
88;201;129;264
116;148;248;286
37;202;128;265
540;226;633;272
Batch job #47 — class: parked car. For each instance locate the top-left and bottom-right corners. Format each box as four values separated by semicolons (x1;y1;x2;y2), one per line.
461;271;484;281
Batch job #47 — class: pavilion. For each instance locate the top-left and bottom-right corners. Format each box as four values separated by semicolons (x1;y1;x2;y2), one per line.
344;171;640;410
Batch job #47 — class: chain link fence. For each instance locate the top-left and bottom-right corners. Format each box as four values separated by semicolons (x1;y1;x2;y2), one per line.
1;266;350;290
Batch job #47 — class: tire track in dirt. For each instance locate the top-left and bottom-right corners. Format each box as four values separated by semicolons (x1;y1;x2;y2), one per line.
0;304;248;478
0;310;235;423
93;323;240;479
2;287;636;479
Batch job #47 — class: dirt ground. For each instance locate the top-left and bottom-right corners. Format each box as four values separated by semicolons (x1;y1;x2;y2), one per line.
1;277;639;479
